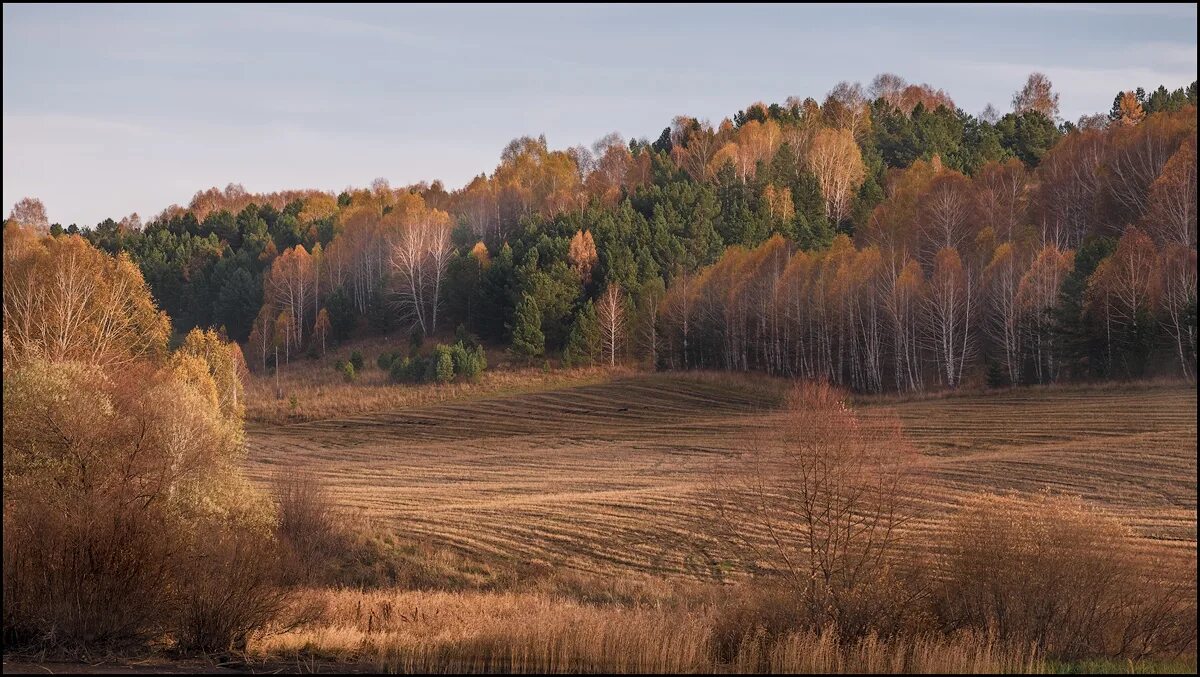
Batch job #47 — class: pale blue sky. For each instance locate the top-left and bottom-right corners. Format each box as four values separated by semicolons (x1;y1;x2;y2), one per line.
4;3;1196;226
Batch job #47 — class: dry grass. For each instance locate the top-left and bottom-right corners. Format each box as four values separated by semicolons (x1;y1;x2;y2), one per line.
244;377;1196;578
247;359;640;425
880;384;1198;563
237;372;1196;672
250;587;1046;674
245;335;792;425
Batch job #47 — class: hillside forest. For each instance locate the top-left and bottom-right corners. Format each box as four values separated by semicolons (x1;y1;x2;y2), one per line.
7;73;1197;391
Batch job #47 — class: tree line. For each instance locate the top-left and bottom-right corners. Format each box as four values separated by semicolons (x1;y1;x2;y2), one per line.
7;74;1196;388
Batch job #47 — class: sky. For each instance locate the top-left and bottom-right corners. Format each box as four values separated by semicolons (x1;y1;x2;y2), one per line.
3;3;1197;227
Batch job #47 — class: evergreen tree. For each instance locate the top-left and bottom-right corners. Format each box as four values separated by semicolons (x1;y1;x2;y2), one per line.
325;288;356;342
509;293;545;360
212;266;261;342
430;345;455;383
477;243;516;341
995;110;1061;167
1053;236;1117;379
563;300;601;367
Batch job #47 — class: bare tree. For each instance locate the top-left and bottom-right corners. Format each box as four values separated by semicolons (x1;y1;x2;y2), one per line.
824;81;869;138
671;119;720;182
425;213;453;334
707;381;919;636
3;231;170;368
924;247;974;388
1159;244;1197;380
1019;245;1074;383
1143;135;1197;247
869;73;907;110
597;284;627;366
8;197;50;235
918;172;975;263
983;242;1030;385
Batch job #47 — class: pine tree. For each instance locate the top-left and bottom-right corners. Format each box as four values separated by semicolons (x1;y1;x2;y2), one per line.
432;345;455;383
563;300;601;367
1053;236;1117;379
509;293;545;361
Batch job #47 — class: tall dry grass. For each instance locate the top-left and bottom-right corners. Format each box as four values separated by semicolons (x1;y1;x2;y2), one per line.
757;628;1043;673
251;588;1048;674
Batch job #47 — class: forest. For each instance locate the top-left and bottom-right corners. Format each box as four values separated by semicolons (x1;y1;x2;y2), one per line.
6;73;1197;391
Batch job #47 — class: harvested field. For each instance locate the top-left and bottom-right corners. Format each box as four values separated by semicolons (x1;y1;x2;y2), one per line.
244;375;1197;578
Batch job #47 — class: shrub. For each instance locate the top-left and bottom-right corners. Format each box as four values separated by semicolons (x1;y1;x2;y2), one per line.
935;492;1197;659
468;345;487;378
448;342;487;381
377;351;398;371
389;356;428;384
408;357;428;383
340;361;356;382
349;350;365;372
3;475;176;647
388;357;408;383
449;343;470;374
3;356;281;652
709;584;809;665
427;345;453;384
272;471;347;585
431;345;455;383
2;235;284;655
172;527;287;654
385;343;487;385
706;381;920;639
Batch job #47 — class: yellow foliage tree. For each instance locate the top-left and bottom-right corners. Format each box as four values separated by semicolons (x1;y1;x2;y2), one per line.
2;227;170;371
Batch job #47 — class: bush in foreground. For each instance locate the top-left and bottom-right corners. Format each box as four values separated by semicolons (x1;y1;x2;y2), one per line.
2;229;286;655
936;492;1197;660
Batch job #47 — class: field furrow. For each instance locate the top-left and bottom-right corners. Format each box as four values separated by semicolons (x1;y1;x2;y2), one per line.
244;377;1197;577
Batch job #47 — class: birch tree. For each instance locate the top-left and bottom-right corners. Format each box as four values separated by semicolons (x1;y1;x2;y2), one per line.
924;247;974;388
597;284;627;367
